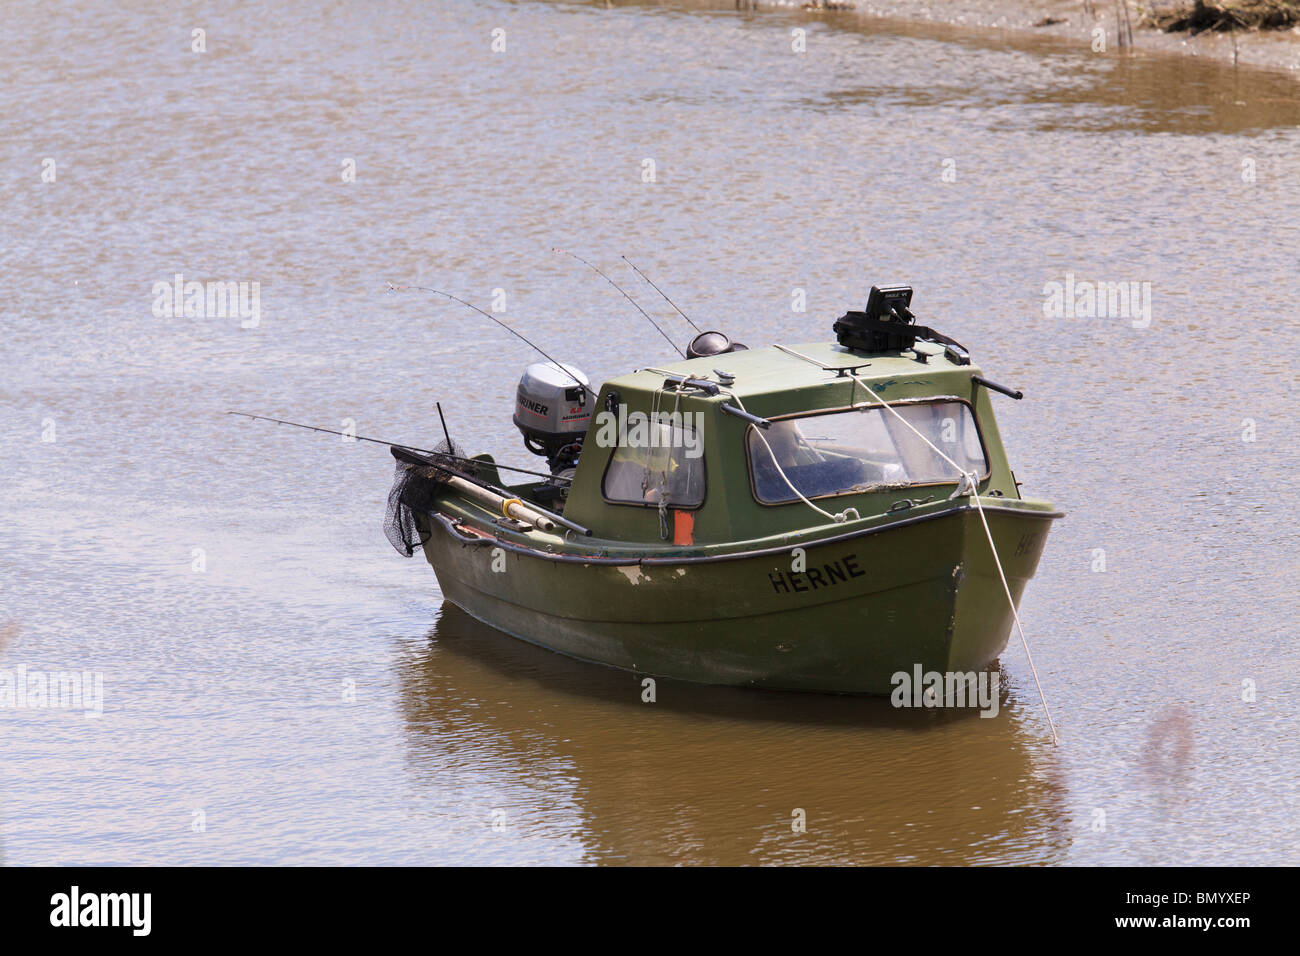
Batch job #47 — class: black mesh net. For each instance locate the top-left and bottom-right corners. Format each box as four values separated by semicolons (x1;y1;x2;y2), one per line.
383;440;478;557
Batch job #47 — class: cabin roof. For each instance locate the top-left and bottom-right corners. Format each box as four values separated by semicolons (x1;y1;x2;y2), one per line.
604;340;977;401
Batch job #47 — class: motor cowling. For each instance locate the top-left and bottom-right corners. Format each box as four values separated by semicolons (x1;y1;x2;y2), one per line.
513;361;591;473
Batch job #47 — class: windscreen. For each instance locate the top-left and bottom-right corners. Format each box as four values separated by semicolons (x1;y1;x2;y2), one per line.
746;401;987;505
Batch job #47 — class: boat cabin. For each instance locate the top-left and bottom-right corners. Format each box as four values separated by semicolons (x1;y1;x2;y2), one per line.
558;340;1021;546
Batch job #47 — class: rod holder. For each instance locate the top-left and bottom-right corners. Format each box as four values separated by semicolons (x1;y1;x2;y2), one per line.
971;375;1023;400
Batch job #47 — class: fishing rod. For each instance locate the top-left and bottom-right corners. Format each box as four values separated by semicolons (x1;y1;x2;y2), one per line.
226;411;572;483
552;248;686;358
436;401;453;448
621;255;703;334
386;282;587;393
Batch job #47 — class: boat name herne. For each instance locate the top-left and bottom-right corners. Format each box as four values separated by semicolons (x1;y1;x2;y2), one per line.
768;553;867;594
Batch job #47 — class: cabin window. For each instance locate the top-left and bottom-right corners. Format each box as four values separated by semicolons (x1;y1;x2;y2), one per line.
746;400;988;505
602;422;706;508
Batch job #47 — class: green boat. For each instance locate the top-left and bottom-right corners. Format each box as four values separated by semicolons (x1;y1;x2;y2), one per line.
385;286;1061;693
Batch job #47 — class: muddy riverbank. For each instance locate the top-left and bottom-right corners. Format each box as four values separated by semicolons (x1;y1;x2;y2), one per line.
734;0;1300;73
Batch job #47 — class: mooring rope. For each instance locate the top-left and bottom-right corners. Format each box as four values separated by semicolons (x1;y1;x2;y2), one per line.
845;371;1058;746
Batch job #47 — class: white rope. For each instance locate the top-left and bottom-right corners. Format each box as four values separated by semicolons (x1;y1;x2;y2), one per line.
846;372;1057;745
724;390;858;524
968;480;1058;745
772;343;838;368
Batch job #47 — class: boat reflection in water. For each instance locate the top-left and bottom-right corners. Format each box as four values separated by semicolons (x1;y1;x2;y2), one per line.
394;604;1071;865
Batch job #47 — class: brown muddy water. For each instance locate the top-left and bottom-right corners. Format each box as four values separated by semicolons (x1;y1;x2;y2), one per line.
1;0;1297;865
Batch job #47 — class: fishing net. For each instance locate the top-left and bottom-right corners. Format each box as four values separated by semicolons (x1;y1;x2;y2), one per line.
383;440;478;557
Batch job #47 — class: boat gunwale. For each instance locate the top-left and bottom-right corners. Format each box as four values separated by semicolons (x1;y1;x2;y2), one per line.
425;499;1064;567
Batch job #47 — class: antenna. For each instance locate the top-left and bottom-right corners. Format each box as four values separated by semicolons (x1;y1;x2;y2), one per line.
552;249;686;358
621;255;703;334
387;283;586;392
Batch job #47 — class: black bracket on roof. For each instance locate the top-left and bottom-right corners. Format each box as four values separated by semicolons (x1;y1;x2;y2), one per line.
720;404;771;430
830;363;873;378
660;373;720;396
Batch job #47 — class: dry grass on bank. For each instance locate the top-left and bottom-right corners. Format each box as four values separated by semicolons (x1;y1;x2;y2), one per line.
1142;0;1300;32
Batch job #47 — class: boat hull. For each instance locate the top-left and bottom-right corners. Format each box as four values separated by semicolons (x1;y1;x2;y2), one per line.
417;501;1057;694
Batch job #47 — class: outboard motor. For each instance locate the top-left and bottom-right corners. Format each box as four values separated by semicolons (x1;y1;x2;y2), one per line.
513;361;591;479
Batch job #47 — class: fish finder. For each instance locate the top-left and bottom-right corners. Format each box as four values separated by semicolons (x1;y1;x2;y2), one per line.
865;284;914;323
